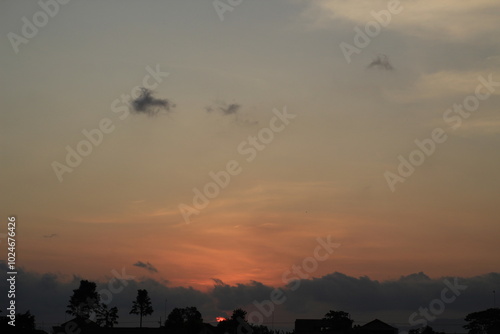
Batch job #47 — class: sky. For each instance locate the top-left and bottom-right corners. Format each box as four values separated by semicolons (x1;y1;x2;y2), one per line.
1;0;500;332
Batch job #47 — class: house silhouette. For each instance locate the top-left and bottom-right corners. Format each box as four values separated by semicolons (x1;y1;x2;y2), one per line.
295;318;398;334
353;319;398;334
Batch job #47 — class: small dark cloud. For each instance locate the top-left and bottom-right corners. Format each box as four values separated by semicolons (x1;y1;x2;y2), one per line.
131;88;175;116
206;101;241;116
206;100;258;126
43;234;58;238
367;54;394;71
221;103;241;115
211;278;225;286
133;261;158;273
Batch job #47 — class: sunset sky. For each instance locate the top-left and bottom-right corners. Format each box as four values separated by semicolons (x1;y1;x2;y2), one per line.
1;0;500;332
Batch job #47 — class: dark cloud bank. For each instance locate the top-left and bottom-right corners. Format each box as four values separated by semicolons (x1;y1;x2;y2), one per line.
1;263;498;332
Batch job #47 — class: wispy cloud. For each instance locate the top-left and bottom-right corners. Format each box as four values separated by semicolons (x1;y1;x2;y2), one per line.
43;234;58;238
211;278;225;286
133;261;158;273
383;69;500;103
306;0;500;41
206;101;241;116
368;54;393;71
206;100;258;126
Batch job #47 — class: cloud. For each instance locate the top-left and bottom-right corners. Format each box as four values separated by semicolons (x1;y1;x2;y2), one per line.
305;0;500;41
212;278;225;286
205;100;258;126
133;261;158;273
211;280;274;310
43;233;58;238
206;101;242;116
367;54;393;71
131;88;175;116
383;70;500;103
221;103;241;115
458;117;500;136
208;271;500;321
3;263;499;333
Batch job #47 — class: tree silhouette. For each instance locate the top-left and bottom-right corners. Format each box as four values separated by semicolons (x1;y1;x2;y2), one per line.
130;289;154;328
0;310;36;332
231;308;248;322
66;280;100;319
16;310;36;331
218;308;251;334
96;303;119;328
166;306;203;334
464;308;500;334
166;307;185;328
322;310;353;333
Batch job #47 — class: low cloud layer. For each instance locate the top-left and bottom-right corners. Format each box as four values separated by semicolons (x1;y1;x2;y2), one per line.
2;263;498;332
133;261;158;273
131;88;175;116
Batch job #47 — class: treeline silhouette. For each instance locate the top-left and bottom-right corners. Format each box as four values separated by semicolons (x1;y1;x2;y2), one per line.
1;279;499;334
